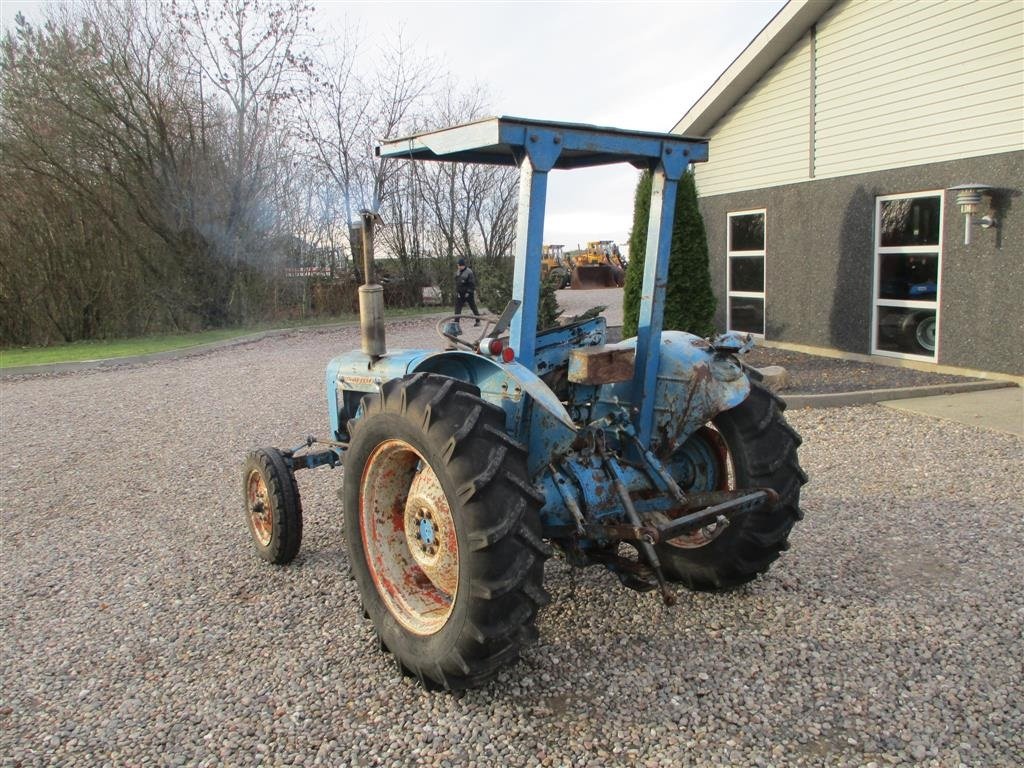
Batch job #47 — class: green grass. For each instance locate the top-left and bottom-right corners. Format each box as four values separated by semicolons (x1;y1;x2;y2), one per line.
0;306;442;369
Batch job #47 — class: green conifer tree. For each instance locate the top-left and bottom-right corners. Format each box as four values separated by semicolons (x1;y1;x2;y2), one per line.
623;170;716;338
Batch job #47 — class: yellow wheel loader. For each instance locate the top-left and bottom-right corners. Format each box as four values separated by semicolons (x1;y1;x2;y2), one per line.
541;244;571;288
569;240;626;289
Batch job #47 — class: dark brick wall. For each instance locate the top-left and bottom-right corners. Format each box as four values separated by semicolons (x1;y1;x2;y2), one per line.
697;150;1023;375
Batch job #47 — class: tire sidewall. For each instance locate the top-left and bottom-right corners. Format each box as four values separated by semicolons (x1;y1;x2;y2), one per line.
344;411;476;664
244;449;295;563
657;386;802;581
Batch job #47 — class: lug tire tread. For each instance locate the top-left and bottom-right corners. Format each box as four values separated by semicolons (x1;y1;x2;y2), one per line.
658;383;806;592
242;448;302;565
345;373;549;691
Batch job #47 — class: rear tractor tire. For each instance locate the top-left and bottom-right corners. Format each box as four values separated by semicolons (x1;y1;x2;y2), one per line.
242;448;303;564
656;383;807;591
344;373;551;691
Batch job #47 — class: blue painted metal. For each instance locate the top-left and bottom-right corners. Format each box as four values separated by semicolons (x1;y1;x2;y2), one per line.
632;150;689;447
594;331;750;458
419;519;435;546
537;456;660;528
325;333;748;528
533;316;606;377
325;357;345;441
376;116;710;385
710;330;756;355
509;161;547;369
509;127;563;369
308;117;775;579
326;346;577;441
377;116;708;171
287;448;343;472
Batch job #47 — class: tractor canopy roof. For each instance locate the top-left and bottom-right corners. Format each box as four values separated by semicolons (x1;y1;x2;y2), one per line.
376;116;708;170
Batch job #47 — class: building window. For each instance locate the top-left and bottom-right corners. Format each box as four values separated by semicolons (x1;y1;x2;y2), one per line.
872;192;942;360
727;210;765;335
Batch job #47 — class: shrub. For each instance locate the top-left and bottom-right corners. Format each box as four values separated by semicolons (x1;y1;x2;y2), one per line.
476;256;562;330
623;170;716;338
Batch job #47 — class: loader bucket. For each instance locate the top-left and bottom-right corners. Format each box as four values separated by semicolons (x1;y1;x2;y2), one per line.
571;264;619;289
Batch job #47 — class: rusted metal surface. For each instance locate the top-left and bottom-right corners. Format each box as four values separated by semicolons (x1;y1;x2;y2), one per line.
357;210;387;359
593;331;750;459
567;344;635;385
404;463;459;596
358;285;387;358
359;440;458;636
655;426;732;547
597;440;676;606
601;523;659;544
246;469;272;547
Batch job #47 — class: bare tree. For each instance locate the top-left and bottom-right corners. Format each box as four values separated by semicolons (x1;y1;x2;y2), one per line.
0;0;519;345
0;1;316;342
172;0;314;281
300;31;434;277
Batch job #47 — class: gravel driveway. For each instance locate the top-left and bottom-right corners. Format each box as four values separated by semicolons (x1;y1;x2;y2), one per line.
2;317;1022;767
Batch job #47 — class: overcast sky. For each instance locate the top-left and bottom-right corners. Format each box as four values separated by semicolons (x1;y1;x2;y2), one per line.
1;0;786;252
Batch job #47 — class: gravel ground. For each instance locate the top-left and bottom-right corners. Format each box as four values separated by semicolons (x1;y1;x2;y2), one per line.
2;317;1022;767
554;288;624;327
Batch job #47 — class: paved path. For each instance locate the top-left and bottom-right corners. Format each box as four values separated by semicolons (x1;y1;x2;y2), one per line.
880;387;1024;436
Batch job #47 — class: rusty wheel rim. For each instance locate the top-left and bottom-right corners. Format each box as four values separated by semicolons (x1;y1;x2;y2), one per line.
247;469;273;547
360;439;459;636
666;426;733;549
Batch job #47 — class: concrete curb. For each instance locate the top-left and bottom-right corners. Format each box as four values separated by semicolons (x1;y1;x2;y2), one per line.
783;379;1016;409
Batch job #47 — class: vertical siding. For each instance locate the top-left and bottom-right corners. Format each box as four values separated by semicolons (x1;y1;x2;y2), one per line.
694;35;812;197
814;0;1024;178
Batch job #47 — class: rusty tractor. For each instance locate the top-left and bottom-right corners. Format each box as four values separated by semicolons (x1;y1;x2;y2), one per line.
242;117;806;691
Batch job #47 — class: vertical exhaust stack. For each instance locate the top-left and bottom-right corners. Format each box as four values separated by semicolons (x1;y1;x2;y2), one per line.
357;210;386;360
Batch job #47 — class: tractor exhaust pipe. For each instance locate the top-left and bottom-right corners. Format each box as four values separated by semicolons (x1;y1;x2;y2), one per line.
358;209;386;360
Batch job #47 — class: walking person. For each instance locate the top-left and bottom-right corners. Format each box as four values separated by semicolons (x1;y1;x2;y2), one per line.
454;258;481;326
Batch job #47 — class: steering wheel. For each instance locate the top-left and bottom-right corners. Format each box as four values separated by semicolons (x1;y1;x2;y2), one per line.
435;314;501;351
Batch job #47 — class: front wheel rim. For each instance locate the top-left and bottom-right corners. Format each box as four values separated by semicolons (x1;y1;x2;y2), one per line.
247;469;272;547
360;439;459;636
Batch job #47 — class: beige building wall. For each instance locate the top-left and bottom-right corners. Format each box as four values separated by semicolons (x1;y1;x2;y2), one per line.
814;0;1023;177
694;35;812;197
694;0;1024;196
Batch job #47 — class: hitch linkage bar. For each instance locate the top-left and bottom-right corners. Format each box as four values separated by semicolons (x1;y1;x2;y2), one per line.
605;489;778;546
656;489;777;541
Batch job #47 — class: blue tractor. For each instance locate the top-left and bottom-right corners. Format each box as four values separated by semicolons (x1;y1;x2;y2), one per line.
242;117;806;691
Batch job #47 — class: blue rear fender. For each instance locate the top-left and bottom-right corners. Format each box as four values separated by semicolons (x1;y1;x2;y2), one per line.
325;349;578;475
412;352;578;476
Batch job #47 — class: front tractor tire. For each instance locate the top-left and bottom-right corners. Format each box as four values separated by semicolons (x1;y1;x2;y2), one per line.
657;383;807;591
344;373;551;691
242;448;303;564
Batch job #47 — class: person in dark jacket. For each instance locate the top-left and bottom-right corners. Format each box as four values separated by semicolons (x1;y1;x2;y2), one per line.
454;258;481;325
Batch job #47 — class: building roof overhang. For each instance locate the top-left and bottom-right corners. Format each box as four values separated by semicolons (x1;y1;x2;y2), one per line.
672;0;838;136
